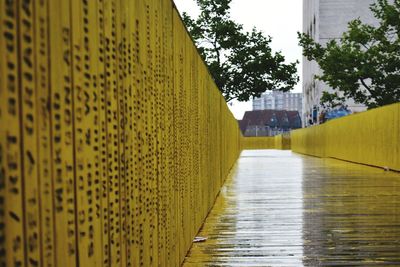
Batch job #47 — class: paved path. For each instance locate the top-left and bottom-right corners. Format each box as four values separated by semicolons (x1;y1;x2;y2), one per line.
183;150;400;266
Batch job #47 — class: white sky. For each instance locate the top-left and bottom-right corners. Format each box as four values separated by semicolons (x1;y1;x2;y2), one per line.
173;0;303;119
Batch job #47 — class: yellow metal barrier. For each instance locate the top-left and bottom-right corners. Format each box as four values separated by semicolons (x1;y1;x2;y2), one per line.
291;125;327;157
241;134;291;150
241;137;276;150
292;103;400;171
0;1;241;266
274;134;291;150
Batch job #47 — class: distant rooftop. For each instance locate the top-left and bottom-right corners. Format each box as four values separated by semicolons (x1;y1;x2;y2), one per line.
238;109;302;136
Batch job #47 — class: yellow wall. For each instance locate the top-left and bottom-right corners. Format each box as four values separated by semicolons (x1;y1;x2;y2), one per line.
274;134;291;150
241;137;276;150
241;135;291;150
292;103;400;171
0;1;241;266
5;0;397;266
291;125;327;157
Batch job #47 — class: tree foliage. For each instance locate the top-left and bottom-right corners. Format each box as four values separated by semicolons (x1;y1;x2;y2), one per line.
320;91;346;109
298;0;400;109
182;0;299;102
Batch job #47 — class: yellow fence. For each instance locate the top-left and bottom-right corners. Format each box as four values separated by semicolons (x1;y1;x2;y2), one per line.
241;134;291;150
292;103;400;171
0;1;241;266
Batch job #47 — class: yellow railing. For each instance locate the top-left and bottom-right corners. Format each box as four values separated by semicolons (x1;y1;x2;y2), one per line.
292;103;400;171
0;1;241;266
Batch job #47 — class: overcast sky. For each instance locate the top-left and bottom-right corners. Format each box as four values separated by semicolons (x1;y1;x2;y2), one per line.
173;0;303;119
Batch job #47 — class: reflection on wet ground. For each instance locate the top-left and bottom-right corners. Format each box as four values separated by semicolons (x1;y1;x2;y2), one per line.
182;150;400;267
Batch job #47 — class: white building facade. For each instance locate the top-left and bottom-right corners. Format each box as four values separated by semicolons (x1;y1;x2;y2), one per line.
302;0;379;124
253;91;303;114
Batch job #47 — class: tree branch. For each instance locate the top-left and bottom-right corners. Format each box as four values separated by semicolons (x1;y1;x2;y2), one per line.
210;0;218;12
360;43;370;50
212;32;221;66
226;95;236;102
359;78;373;95
214;43;221;66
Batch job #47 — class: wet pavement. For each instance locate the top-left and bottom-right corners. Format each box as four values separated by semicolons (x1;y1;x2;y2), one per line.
183;150;400;267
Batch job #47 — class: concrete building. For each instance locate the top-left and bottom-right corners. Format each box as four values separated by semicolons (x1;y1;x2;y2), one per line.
302;0;379;125
253;91;303;115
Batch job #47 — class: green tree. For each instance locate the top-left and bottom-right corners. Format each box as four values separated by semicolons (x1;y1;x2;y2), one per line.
298;0;400;109
182;0;299;102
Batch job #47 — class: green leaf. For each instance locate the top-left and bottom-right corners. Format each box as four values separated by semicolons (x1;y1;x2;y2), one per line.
182;0;299;102
298;0;400;109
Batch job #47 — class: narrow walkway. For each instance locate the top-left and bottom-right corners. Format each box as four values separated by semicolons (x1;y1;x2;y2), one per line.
183;150;400;267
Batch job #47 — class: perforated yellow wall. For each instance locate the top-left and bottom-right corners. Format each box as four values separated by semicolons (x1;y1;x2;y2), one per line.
0;0;241;266
292;103;400;171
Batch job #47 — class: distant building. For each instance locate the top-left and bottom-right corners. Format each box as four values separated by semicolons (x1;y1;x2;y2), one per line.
303;0;379;125
238;110;302;137
253;91;303;115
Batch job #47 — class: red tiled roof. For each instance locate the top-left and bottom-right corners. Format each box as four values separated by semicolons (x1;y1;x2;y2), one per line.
242;110;276;126
239;109;301;132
